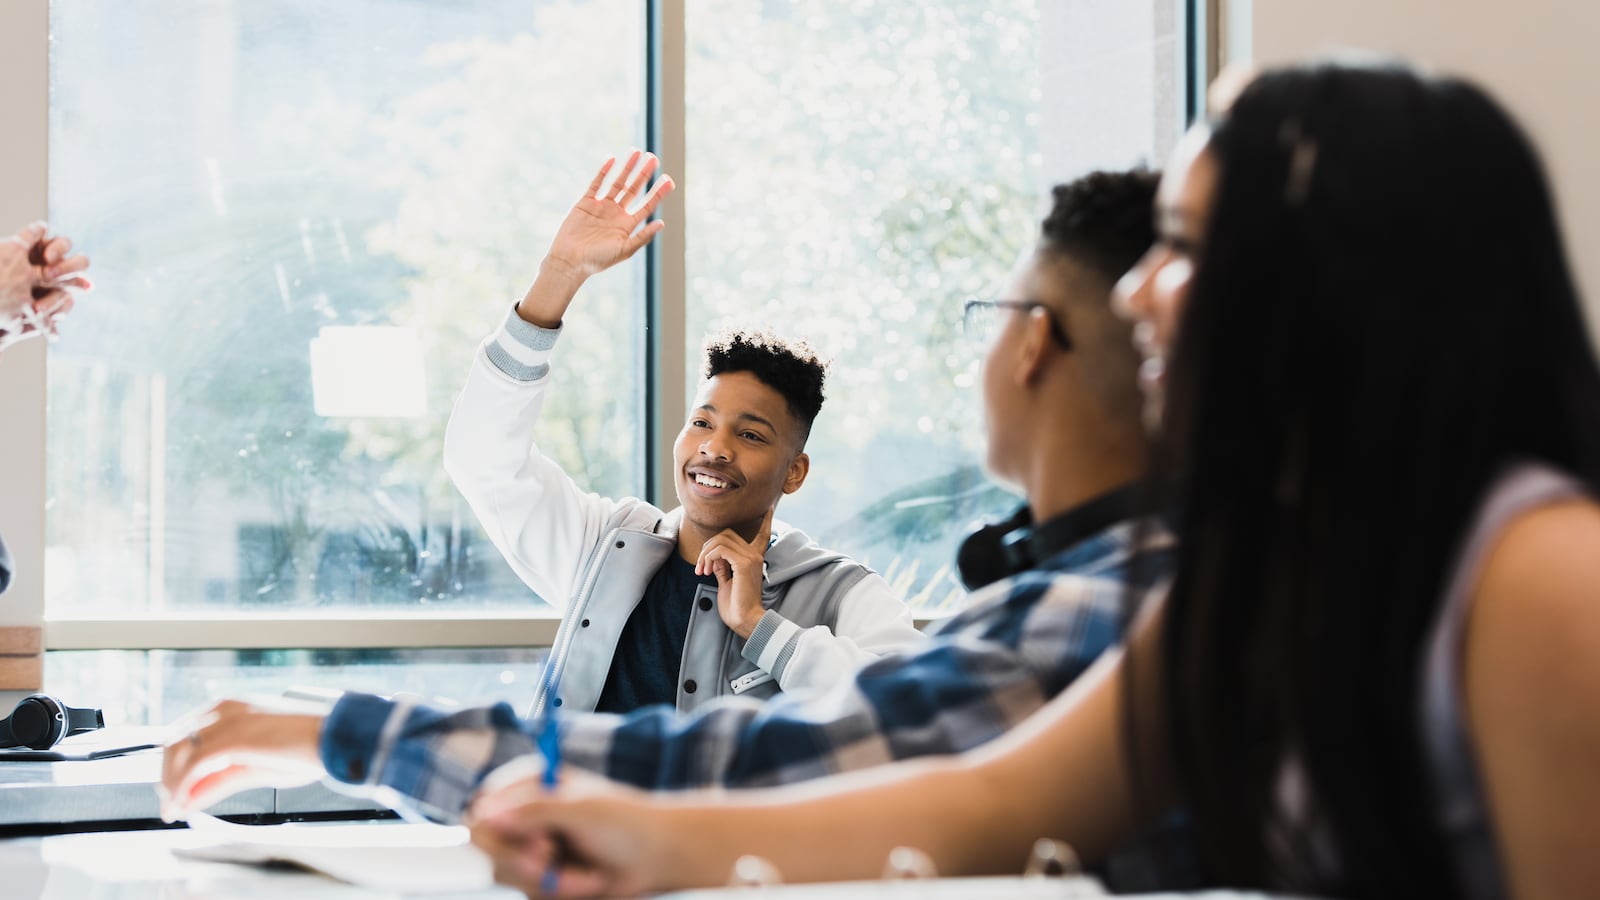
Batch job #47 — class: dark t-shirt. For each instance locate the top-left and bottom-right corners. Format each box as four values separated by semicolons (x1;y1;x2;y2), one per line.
594;552;718;713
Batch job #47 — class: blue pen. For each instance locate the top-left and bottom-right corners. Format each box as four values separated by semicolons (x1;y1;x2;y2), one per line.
535;685;561;893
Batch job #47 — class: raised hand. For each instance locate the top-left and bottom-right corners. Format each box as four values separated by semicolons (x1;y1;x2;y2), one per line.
516;152;676;329
545;151;675;280
0;222;92;348
695;505;776;640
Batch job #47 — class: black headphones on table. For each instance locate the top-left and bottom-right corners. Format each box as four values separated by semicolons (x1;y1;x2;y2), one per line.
956;484;1142;591
0;694;105;750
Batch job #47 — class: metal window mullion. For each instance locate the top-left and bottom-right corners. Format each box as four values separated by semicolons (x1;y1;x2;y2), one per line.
645;0;687;509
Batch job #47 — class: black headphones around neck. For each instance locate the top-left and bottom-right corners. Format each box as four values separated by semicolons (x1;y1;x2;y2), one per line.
955;485;1142;591
0;694;105;750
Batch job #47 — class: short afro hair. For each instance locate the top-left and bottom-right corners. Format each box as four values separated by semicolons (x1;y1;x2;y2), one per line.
1040;170;1159;283
703;328;827;443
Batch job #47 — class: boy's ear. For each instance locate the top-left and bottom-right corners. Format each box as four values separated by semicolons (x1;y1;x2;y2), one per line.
783;452;810;494
1013;308;1052;386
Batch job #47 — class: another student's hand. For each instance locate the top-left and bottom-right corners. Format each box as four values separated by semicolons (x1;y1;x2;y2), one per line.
158;698;328;822
697;506;775;640
467;773;683;898
0;222;92;347
543;151;675;282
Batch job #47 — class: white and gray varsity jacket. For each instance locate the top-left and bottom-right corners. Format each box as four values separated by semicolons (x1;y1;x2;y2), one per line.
442;306;925;716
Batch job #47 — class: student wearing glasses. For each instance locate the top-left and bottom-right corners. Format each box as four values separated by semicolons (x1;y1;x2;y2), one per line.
159;169;1173;828
465;60;1600;900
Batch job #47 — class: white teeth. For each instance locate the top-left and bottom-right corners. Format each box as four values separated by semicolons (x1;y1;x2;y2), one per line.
694;474;730;489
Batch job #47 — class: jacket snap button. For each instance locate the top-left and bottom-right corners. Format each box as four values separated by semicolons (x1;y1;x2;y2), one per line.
553;698;563;707
698;597;712;611
616;540;625;548
684;680;697;694
581;618;590;627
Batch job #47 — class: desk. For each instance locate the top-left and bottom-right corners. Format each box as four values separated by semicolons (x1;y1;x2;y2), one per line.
0;728;385;831
0;819;1283;899
0;823;520;899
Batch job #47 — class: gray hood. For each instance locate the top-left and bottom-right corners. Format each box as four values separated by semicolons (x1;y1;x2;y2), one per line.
645;507;858;589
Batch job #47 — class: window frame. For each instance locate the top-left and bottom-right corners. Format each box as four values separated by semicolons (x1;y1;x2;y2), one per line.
0;0;1201;677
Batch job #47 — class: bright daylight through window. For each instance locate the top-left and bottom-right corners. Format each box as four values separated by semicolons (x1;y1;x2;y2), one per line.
39;0;1186;721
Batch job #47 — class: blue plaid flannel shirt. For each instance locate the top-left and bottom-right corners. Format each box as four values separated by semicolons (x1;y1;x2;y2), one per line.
319;517;1174;823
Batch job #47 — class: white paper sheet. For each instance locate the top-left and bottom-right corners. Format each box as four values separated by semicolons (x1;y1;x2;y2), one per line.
173;815;495;894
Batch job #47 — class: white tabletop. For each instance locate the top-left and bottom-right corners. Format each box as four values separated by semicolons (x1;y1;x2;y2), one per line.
0;822;521;899
0;727;386;829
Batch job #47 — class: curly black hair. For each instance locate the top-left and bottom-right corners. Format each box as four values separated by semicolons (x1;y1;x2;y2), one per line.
1040;169;1160;282
703;329;828;442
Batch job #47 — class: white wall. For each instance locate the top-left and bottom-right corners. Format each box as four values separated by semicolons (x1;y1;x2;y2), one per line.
1251;0;1600;334
0;1;48;673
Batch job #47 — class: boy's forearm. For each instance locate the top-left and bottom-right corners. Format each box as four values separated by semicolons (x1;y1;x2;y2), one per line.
515;257;587;329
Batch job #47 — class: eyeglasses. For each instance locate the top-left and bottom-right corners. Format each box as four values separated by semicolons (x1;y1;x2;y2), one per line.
961;299;1072;350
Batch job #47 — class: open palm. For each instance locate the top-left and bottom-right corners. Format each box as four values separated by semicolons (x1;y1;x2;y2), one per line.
547;151;675;278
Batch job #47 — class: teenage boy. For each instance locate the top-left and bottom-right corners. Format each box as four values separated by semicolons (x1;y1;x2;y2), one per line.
447;153;923;718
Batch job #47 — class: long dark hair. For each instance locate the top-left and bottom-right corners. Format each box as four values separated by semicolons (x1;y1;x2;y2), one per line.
1152;60;1600;895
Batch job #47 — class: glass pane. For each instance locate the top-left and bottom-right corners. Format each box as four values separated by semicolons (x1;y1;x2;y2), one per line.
47;1;646;614
684;1;1184;608
46;648;547;727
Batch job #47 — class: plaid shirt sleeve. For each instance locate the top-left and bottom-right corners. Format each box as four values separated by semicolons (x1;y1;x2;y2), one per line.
563;567;1140;790
319;558;1163;821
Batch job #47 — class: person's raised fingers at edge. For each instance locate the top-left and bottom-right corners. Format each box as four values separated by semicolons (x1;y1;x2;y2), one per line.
37;236;73;266
11;222;47;249
45;253;90;281
32;291;74;321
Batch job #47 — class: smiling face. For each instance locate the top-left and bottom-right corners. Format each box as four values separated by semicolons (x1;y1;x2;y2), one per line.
673;370;809;548
1113;127;1218;431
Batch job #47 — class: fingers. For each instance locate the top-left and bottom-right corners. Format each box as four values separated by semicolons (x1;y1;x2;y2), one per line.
31;290;75;322
632;172;674;216
608;150;647;203
621;219;666;257
695;534;729;577
36;235;73;267
592;150;673;215
44;252;90;282
9;222;46;249
584;156;619;201
173;763;258;818
157;698;325;820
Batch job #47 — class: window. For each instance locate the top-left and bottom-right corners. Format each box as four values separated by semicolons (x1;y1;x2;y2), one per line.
683;1;1185;607
4;1;1191;716
46;0;646;616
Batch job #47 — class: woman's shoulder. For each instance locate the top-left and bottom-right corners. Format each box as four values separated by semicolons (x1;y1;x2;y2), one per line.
1463;481;1600;897
1468;463;1600;689
1474;488;1600;624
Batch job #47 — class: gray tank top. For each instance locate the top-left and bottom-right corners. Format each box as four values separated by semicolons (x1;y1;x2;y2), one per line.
1419;463;1589;899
